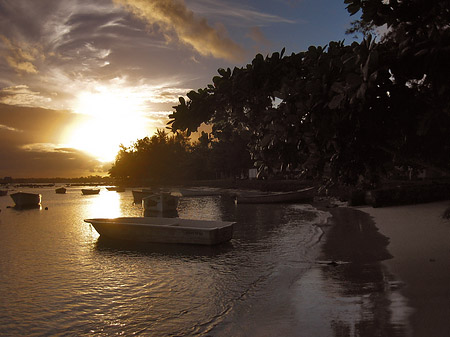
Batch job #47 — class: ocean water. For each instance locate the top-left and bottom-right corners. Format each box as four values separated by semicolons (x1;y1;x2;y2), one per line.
0;186;330;336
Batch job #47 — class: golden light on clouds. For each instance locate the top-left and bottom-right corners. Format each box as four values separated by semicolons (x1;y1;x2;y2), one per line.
114;0;246;62
0;35;40;74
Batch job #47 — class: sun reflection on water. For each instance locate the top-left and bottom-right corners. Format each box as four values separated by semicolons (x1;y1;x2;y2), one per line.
86;191;122;219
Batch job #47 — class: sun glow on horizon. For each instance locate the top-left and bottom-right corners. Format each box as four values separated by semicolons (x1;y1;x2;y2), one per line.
64;88;153;162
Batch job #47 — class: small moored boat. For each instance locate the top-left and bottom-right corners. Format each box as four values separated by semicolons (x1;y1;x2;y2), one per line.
176;188;222;197
10;192;41;208
84;217;234;245
81;188;100;195
0;189;8;196
142;192;179;213
132;189;155;203
106;186;125;192
55;187;66;194
235;187;315;204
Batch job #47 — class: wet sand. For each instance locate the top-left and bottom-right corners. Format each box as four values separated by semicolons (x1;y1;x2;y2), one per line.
307;200;450;337
360;201;450;337
289;205;405;336
214;204;413;336
185;197;450;336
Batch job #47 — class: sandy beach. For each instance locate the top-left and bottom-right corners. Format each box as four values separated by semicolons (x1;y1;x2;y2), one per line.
305;200;450;337
360;201;450;337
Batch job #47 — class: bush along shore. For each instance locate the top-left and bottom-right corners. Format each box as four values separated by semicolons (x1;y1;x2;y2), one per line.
183;178;450;209
348;180;450;208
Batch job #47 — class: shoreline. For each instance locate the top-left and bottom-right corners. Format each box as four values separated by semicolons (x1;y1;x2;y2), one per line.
359;201;450;336
309;200;450;336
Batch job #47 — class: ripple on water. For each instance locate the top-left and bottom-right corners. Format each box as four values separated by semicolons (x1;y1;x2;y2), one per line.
0;188;326;336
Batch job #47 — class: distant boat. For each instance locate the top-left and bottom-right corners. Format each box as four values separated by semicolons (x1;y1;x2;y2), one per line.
55;187;66;194
0;189;8;196
81;188;100;195
84;217;234;245
176;188;222;197
235;187;315;204
10;192;41;208
106;186;125;192
132;189;156;203
142;192;179;213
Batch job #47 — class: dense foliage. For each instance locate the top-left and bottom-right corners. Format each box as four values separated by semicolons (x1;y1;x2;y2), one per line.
108;129;252;184
168;0;450;185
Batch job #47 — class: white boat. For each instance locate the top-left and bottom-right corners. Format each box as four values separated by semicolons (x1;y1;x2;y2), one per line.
10;192;41;208
84;217;235;245
142;192;179;212
235;187;315;204
81;188;100;195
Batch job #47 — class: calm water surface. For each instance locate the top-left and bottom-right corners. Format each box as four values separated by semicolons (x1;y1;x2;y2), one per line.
0;186;329;336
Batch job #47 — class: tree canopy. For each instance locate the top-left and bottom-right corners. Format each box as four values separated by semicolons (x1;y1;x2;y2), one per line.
108;129;252;184
168;0;450;185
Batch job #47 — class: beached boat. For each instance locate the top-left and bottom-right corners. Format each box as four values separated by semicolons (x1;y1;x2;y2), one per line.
81;188;100;195
0;189;7;196
142;192;179;212
84;217;234;245
10;192;41;208
55;187;66;194
132;189;156;203
235;187;315;204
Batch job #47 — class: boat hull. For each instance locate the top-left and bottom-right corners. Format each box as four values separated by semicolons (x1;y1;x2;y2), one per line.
55;187;66;194
81;189;100;195
106;187;125;192
142;193;179;212
84;217;234;245
177;188;221;197
132;189;155;203
236;187;315;204
10;192;41;208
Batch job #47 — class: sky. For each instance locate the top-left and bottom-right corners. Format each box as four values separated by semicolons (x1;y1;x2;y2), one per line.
0;0;360;178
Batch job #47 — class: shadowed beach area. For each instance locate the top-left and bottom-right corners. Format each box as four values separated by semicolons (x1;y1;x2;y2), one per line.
360;201;450;337
302;200;450;337
205;197;450;337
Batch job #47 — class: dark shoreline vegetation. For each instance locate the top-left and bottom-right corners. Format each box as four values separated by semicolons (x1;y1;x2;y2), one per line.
2;175;450;210
105;1;450;195
2;2;450;211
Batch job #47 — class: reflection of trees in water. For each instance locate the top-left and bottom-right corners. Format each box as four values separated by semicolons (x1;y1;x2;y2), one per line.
321;208;410;337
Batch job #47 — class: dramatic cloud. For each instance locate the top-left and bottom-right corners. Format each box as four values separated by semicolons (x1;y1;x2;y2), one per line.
114;0;246;62
0;85;52;107
187;0;297;25
0;103;108;177
0;0;352;177
1;36;39;74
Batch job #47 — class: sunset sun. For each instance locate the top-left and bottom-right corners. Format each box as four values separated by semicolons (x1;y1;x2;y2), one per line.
65;89;150;162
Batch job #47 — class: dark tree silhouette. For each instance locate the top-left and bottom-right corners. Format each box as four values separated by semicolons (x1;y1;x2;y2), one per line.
168;1;450;185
